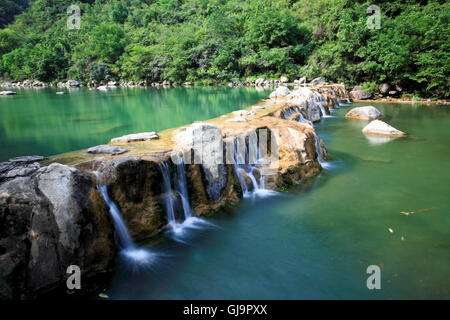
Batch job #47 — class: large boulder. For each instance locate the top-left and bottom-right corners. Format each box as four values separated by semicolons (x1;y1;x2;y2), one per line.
269;86;291;99
362;120;406;136
379;83;391;95
66;80;80;87
345;106;383;120
0;163;115;299
350;89;372;100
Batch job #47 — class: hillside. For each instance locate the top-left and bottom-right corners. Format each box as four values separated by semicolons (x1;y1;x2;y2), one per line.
0;0;448;97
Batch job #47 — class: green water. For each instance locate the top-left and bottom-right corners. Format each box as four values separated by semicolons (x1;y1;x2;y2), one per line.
105;101;450;299
0;87;269;161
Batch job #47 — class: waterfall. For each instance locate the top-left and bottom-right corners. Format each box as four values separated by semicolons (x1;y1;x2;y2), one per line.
96;175;152;265
312;132;329;169
232;134;276;198
159;162;177;226
174;156;192;219
339;86;351;104
159;158;214;238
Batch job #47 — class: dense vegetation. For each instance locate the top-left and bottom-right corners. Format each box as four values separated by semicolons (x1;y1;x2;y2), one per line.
0;0;448;97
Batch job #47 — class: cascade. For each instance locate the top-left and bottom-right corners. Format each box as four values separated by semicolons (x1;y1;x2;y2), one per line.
96;175;152;265
312;132;329;169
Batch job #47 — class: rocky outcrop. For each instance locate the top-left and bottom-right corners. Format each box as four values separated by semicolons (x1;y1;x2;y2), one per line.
362;120;406;136
269;86;291;98
345;106;383;120
0;163;115;299
0;82;344;299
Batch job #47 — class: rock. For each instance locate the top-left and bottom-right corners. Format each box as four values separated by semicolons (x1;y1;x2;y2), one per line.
269;86;291;99
345;106;383;120
226;117;248;123
388;90;399;97
233;110;256;116
252;106;265;110
280;76;289;83
107;81;117;87
85;145;129;156
379;83;391;95
56;92;64;95
8;155;46;163
97;85;109;91
311;77;326;85
66;80;80;87
362;120;406;136
184;82;192;87
0;163;115;299
255;78;265;86
110;132;159;144
0;91;16;96
349;89;372;100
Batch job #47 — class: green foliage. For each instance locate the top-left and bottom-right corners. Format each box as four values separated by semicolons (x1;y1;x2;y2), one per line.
88;62;111;82
0;0;448;97
0;0;30;28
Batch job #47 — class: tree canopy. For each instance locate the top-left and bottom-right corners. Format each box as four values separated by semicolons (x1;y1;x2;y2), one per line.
0;0;448;97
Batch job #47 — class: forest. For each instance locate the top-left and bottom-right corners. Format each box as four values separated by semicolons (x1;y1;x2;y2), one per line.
0;0;448;97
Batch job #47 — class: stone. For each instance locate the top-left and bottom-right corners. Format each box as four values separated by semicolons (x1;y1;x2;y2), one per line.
345;106;383;120
97;85;109;91
66;80;80;87
226;117;248;123
0;163;115;299
85;145;129;155
280;76;289;83
349;89;372;100
269;86;291;99
255;78;265;86
110;132;159;144
252;106;265;110
0;91;16;96
311;77;326;85
362;120;406;136
8;155;46;163
233;110;256;116
379;83;391;95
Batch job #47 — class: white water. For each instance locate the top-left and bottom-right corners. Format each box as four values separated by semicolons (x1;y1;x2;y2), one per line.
97;182;153;266
159;159;215;240
312;132;330;169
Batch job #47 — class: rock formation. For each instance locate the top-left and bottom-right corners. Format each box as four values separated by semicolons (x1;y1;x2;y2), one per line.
362;120;406;136
345;106;383;120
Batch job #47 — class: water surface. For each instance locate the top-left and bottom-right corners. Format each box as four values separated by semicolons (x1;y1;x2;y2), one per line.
106;102;450;299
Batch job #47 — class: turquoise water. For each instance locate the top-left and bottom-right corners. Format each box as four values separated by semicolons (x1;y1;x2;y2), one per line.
1;88;448;299
105;101;450;299
0;87;269;161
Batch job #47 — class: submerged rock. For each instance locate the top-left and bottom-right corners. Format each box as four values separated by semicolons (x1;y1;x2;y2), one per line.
110;132;159;143
85;145;129;155
362;120;406;136
345;106;383;120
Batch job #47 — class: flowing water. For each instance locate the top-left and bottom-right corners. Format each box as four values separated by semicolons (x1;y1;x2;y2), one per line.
105;101;450;300
1;88;448;299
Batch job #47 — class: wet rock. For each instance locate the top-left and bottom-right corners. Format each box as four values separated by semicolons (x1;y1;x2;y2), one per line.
97;85;109;91
110;132;159;143
0;91;16;96
0;156;46;182
85;145;129;156
345;106;383;120
362;120;406;136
